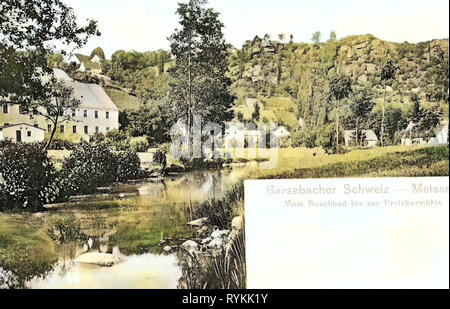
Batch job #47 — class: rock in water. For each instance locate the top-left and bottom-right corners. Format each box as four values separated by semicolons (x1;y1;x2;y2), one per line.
75;253;120;267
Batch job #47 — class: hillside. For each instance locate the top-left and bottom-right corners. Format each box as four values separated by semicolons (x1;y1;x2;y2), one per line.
228;34;449;147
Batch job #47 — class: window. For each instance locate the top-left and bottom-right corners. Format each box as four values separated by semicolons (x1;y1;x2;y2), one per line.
84;110;88;118
106;112;110;119
95;126;99;134
33;108;38;116
27;131;32;137
84;126;89;134
72;110;76;117
60;125;65;133
106;127;110;132
2;104;8;114
73;126;77;134
33;124;38;128
95;111;99;119
48;124;52;132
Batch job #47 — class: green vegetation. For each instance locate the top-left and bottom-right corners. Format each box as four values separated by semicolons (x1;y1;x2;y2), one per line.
104;88;142;111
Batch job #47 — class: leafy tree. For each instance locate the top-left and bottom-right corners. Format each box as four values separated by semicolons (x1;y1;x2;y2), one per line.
410;92;421;123
252;103;261;122
348;88;375;146
312;31;322;45
25;80;81;150
329;73;352;152
0;0;98;103
328;31;337;43
90;47;106;60
380;60;398;146
168;0;234;140
47;53;64;68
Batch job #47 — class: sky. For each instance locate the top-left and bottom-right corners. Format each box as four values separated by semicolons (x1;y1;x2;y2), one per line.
64;0;450;58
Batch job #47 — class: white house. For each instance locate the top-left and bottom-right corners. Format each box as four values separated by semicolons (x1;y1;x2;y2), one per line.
344;129;378;147
402;122;448;146
0;123;45;143
0;69;119;141
91;55;103;64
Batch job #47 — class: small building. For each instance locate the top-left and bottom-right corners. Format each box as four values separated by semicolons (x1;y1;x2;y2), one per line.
344;129;378;147
224;124;264;148
0;123;45;143
401;122;448;146
272;126;290;139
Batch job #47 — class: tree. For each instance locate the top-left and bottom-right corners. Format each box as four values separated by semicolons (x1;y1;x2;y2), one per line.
329;73;352;153
328;31;337;43
91;47;106;60
27;80;81;150
0;0;99;103
380;60;398;146
168;0;234;143
290;34;294;43
312;31;322;45
252;103;261;122
410;92;421;123
348;88;375;146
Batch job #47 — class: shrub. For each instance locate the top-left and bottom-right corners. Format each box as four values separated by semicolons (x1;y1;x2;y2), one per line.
0;143;59;212
44;138;76;150
105;129;130;151
60;142;118;195
130;136;150;152
115;151;141;182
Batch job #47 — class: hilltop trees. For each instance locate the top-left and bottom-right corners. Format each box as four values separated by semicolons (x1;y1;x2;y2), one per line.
312;31;322;45
168;0;234;138
90;47;106;60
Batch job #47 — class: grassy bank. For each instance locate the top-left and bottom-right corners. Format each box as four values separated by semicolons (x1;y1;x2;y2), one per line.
0;215;57;288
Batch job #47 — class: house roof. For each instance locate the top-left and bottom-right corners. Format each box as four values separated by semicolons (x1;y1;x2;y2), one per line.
53;69;118;112
344;130;378;141
0;123;45;131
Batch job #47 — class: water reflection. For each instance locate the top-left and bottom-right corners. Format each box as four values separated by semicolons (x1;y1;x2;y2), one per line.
26;168;248;289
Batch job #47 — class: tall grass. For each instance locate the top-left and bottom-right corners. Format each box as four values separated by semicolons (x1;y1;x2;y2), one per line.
179;229;246;289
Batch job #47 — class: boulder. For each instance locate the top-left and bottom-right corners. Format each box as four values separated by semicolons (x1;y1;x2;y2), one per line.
181;240;199;251
75;252;120;267
187;217;208;228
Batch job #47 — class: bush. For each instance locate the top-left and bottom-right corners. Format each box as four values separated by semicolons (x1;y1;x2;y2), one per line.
130;136;150;152
115;151;141;182
0;142;60;212
60;142;118;195
44;138;76;150
105;130;130;151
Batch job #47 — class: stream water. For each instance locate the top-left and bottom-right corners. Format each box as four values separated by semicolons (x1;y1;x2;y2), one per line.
25;168;248;289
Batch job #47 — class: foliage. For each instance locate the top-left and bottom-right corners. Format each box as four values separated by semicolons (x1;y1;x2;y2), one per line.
312;31;322;45
0;143;59;212
115;151;141;182
90;47;105;60
0;0;98;103
60;142;118;195
168;0;234;130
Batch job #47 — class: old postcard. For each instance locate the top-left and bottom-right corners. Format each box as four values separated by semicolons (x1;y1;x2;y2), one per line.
0;0;448;292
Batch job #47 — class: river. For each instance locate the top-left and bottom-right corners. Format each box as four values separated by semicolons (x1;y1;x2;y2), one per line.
24;168;248;289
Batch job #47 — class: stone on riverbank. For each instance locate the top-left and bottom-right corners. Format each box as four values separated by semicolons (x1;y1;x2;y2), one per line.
75;252;120;267
187;217;208;227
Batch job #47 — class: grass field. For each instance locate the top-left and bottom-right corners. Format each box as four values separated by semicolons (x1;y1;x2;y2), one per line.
252;145;449;179
104;88;142;111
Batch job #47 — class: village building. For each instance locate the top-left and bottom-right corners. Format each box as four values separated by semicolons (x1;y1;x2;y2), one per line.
344;129;378;147
402;122;449;146
0;123;45;143
0;69;119;142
